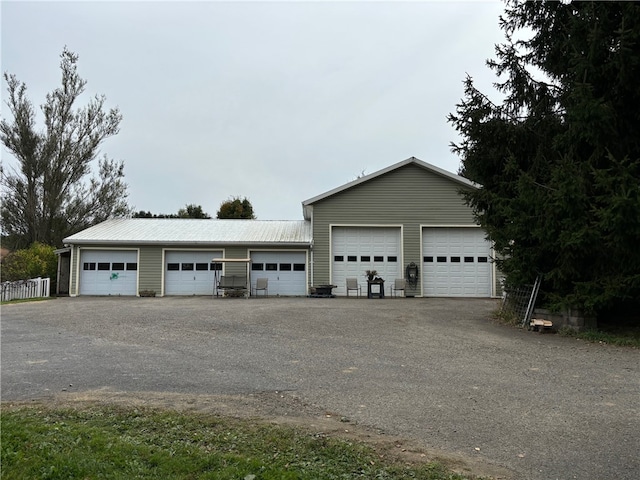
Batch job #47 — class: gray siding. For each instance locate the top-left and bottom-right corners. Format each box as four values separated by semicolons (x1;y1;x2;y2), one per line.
310;163;477;293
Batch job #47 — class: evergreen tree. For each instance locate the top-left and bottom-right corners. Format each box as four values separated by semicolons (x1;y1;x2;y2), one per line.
448;1;640;317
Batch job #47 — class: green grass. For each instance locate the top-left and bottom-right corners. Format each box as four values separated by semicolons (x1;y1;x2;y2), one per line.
1;296;52;305
557;325;640;347
1;404;477;480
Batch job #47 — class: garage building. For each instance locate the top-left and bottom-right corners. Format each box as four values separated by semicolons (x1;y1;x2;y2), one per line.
301;157;497;297
63;157;498;297
64;220;311;296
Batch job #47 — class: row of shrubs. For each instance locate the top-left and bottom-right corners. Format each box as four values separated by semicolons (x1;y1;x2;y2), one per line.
1;242;57;292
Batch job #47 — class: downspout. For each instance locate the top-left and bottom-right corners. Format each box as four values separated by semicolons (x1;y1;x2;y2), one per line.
310;210;314;293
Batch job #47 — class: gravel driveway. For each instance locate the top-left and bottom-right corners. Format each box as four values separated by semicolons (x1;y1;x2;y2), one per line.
2;296;638;480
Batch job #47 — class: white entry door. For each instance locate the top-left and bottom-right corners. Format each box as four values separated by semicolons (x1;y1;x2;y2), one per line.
165;250;223;295
79;250;138;296
250;251;307;296
331;227;402;296
422;228;492;297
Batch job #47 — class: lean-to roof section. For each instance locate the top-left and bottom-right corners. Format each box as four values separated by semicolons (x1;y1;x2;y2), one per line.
64;219;312;246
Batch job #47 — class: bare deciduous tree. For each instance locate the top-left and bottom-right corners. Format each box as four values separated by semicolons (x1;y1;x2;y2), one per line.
1;47;130;248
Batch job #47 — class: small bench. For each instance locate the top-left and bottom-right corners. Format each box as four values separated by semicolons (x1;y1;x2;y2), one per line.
217;275;248;297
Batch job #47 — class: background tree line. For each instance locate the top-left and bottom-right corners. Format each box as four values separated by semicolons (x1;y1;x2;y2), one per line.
132;197;255;220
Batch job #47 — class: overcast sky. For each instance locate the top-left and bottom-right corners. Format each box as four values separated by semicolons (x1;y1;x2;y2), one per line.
2;0;506;220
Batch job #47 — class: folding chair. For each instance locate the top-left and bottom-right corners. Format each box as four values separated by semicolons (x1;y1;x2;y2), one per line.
253;278;268;297
346;277;361;297
390;278;406;298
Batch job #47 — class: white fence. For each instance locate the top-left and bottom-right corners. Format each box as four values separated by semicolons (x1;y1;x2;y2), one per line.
1;277;51;302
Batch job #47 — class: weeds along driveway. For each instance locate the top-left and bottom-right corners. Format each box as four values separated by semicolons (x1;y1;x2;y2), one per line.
2;296;638;480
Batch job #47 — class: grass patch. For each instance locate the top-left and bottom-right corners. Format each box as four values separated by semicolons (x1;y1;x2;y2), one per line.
491;308;521;327
1;297;52;305
1;404;478;479
493;307;640;347
557;326;640;348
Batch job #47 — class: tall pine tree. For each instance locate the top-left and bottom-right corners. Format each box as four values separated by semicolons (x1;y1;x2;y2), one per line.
449;1;640;318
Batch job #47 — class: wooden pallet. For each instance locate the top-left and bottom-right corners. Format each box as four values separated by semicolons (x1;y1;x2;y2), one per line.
530;318;553;332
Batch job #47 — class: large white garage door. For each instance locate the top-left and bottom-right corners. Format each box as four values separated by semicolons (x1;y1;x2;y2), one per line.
79;250;138;296
165;251;223;295
250;251;307;296
422;228;492;297
332;227;402;296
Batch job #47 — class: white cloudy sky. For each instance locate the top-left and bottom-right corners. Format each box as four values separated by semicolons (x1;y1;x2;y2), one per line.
1;0;506;220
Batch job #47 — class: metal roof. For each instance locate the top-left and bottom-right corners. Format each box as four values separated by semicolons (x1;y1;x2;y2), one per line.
64;219;312;246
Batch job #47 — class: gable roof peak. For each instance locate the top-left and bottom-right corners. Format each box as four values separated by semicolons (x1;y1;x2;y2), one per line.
301;156;477;218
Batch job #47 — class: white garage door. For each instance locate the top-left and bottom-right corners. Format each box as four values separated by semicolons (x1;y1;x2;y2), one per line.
79;250;138;296
165;251;223;295
332;227;402;296
422;228;492;297
250;251;307;296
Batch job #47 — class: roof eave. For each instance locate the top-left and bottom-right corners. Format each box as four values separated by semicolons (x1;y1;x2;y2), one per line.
65;240;312;247
302;156;479;206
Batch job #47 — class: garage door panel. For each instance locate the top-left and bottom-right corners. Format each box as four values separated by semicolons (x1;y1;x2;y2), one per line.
422;228;491;297
165;251;222;295
250;252;306;296
332;227;401;296
79;250;138;296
